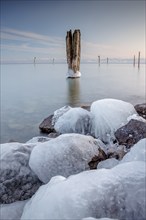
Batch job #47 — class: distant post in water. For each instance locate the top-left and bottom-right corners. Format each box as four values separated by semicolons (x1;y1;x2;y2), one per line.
133;55;135;67
107;57;109;64
34;57;36;64
98;56;100;66
138;51;140;69
66;29;81;78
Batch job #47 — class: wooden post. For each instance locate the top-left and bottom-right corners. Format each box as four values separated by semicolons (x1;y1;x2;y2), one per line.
138;51;140;68
98;56;100;66
66;29;81;76
107;57;108;64
133;55;135;67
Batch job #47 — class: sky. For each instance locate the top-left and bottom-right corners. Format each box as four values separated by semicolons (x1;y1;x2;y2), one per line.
1;0;145;63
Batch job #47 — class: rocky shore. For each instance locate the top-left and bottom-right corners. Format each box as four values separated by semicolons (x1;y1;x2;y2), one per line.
0;99;146;220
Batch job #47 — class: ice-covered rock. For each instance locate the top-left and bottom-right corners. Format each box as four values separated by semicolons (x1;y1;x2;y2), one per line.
52;105;71;125
29;134;104;183
97;158;119;169
21;161;146;220
0;199;29;220
82;218;118;220
120;138;146;163
0;142;42;204
90;99;137;142
26;136;51;144
54;107;92;135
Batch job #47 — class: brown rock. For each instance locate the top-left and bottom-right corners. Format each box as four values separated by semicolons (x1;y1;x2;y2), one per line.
115;119;146;148
88;147;107;169
134;103;146;119
39;115;55;134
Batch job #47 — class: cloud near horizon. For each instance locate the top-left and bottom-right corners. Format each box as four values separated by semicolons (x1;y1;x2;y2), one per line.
1;28;145;62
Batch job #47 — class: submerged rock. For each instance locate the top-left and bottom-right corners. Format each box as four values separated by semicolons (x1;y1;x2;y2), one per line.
134;103;146;119
0;143;42;204
115;119;146;148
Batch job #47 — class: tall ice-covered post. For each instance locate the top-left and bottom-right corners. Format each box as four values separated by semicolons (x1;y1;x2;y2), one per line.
66;29;81;78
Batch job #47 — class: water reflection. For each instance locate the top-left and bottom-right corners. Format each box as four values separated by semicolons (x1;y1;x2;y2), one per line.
66;78;80;106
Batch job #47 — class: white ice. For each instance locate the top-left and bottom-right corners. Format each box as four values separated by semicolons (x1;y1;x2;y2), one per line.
97;158;119;169
66;69;81;78
29;133;103;183
54;107;92;135
52;105;71;125
0;199;29;220
21;161;146;220
120;138;146;163
90;99;137;142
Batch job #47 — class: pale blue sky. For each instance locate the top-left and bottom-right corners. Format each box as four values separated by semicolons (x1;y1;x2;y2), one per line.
1;0;145;62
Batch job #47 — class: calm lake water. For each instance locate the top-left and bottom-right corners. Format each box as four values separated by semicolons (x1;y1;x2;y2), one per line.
1;63;145;143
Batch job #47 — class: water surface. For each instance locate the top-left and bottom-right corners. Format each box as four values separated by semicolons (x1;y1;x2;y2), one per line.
1;63;145;143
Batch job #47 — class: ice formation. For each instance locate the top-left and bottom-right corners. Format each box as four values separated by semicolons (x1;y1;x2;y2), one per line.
26;136;51;144
52;105;71;125
21;161;146;220
0;142;42;204
0;199;29;220
97;158;119;169
54;107;92;134
66;69;81;78
29;134;103;183
120;138;146;163
90;99;137;142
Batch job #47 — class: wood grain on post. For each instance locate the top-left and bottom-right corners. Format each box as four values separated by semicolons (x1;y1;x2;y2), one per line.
66;29;81;73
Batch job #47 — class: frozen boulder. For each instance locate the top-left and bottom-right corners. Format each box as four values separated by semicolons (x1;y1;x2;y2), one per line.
97;158;119;169
115;119;146;148
26;136;51;144
120;138;146;163
29;134;104;183
52;105;72;125
0;199;29;220
0;142;42;204
90;99;137;142
21;161;146;220
54;107;92;135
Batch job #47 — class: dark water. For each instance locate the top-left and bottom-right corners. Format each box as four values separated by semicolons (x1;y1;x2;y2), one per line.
1;63;145;143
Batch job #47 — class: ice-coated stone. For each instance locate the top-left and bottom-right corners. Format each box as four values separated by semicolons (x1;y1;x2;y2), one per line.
52;105;72;125
26;136;51;144
54;107;92;135
120;138;146;163
29;134;104;183
0;199;29;220
0;142;42;204
21;161;146;220
97;158;119;169
90;99;137;142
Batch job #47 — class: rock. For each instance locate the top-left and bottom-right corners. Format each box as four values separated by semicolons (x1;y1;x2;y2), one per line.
88;147;107;169
48;132;60;138
0;143;42;204
26;136;51;144
39;114;55;133
115;119;146;148
29;134;106;183
134;103;146;119
107;145;127;160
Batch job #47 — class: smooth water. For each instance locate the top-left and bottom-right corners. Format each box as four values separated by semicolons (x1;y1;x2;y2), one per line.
1;63;145;143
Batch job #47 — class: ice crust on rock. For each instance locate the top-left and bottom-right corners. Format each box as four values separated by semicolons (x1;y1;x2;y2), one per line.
0;142;42;204
21;161;146;220
90;99;137;142
0;199;29;220
29;133;103;183
97;158;119;169
54;107;92;135
26;136;51;144
120;138;146;163
52;105;71;125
